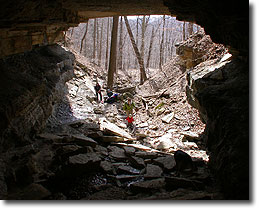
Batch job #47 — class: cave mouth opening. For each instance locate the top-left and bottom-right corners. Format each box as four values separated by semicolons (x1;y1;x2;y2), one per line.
54;15;213;163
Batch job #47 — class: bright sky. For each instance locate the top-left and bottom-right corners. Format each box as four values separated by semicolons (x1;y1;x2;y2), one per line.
127;15;164;19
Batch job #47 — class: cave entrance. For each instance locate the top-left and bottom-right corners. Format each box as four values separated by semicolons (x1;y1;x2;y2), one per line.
59;15;209;160
0;0;248;200
36;16;230;199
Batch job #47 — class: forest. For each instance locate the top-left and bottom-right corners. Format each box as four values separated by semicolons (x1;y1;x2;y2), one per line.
64;15;199;87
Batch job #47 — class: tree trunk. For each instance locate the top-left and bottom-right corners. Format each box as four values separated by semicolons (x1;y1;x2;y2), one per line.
80;19;89;54
124;16;147;84
98;19;103;66
159;15;165;70
135;16;140;68
140;15;146;62
146;26;154;69
107;16;119;89
183;21;186;41
93;19;97;61
105;18;110;71
118;16;123;71
188;22;193;38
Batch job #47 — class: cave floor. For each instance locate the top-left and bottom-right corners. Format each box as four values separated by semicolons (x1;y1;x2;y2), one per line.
32;57;223;200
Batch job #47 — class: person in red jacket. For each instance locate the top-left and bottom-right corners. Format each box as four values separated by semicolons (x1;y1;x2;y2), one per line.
126;114;135;133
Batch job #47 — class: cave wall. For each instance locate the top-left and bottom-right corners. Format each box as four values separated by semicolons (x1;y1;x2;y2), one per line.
196;58;249;199
176;28;249;199
185;55;249;199
0;44;75;152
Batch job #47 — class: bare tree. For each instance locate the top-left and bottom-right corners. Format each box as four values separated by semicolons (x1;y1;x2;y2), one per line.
98;19;103;66
79;18;89;54
105;18;110;71
146;20;161;69
140;15;150;67
188;22;193;38
107;16;119;89
118;16;124;71
159;15;165;70
135;16;140;68
124;16;147;84
92;19;97;61
183;21;186;41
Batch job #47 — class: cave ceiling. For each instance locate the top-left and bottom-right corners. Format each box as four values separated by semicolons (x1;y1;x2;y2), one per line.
0;0;248;57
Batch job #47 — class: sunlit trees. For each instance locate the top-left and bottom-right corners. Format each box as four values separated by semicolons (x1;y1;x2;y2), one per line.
107;16;119;89
66;15;200;84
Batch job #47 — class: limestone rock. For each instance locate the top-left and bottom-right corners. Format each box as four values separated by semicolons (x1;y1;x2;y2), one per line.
137;122;148;128
100;119;134;140
94;145;109;156
180;131;199;141
100;161;114;173
156;133;175;150
66;134;98;147
123;146;136;156
135;151;158;159
37;133;64;143
115;174;141;182
108;146;127;160
153;156;176;171
128;156;146;169
101;135;124;142
0;44;75;151
144;164;163;179
162;112;174;123
129;178;165;193
93;107;104;114
117;165;141;175
68;153;101;166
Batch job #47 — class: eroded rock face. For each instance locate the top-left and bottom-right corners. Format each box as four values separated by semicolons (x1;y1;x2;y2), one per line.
195;58;249;199
176;29;226;70
0;44;75;152
184;51;248;199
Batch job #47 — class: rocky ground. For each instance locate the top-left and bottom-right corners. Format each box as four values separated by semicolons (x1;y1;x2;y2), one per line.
22;44;220;199
1;30;228;200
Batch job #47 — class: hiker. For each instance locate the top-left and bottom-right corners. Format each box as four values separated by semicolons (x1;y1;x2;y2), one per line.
107;89;113;98
126;114;135;133
123;97;137;117
104;89;118;104
94;82;102;102
105;93;119;104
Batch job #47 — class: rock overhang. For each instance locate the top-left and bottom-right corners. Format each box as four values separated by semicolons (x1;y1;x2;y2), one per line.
0;0;248;58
